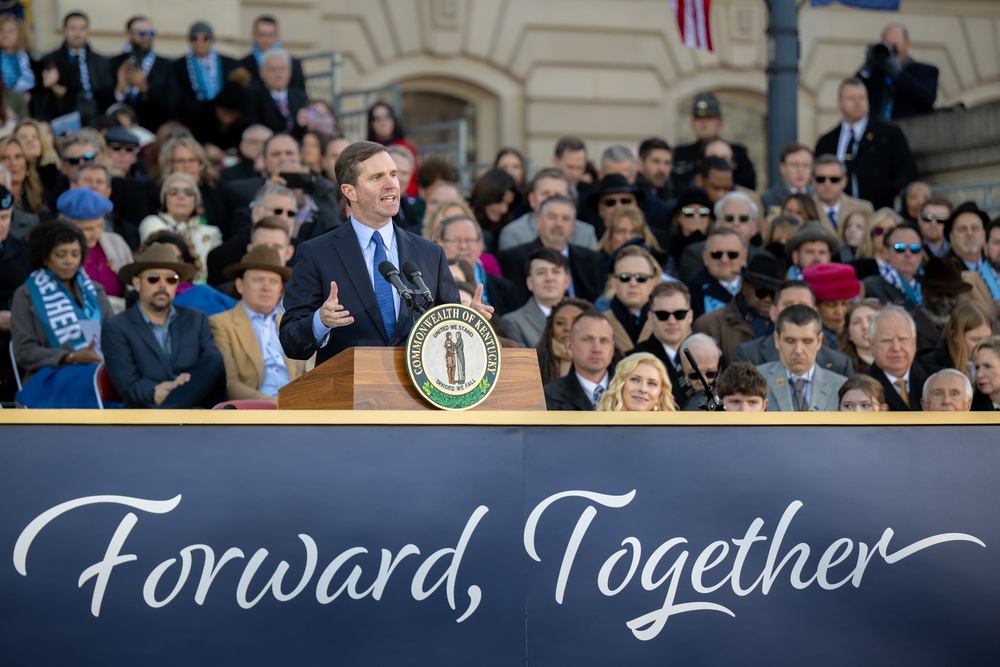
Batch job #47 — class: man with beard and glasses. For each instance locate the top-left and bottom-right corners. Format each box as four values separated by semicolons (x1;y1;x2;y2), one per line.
103;243;226;408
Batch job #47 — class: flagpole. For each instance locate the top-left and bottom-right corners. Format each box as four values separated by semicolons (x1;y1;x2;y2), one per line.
766;0;800;188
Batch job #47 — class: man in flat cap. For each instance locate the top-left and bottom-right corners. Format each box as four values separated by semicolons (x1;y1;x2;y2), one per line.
209;246;306;400
102;243;226;408
672;92;756;194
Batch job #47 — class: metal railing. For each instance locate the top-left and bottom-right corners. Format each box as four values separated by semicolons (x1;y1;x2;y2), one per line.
334;84;401;142
930;182;1000;215
300;52;341;110
406;118;470;190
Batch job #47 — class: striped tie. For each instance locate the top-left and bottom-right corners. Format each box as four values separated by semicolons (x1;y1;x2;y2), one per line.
371;232;396;339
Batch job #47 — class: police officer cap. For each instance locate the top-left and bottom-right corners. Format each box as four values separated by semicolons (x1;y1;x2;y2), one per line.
692;93;722;118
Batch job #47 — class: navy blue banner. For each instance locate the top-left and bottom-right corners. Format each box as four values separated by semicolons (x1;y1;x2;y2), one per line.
1;424;997;665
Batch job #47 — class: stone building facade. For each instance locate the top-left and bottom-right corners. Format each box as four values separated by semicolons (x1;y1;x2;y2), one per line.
31;0;1000;187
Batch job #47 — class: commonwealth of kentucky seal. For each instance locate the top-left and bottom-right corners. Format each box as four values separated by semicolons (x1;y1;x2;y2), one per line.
405;303;501;410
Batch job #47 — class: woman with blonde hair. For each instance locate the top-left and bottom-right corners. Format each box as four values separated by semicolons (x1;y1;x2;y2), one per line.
423;198;474;242
13;118;59;193
919;300;994;377
852;207;902;280
597;205;662;258
0;135;45;214
597;352;676;412
971;336;1000;411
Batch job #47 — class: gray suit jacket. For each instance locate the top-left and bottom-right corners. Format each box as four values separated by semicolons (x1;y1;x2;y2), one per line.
732;334;855;377
759;361;847;412
497;212;598;252
502;298;547;349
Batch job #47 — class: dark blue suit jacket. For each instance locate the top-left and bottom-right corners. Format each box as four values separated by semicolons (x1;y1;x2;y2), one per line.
279;222;460;365
102;304;225;408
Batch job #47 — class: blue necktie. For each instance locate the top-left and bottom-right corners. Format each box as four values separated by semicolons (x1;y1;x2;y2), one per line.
371;231;396;339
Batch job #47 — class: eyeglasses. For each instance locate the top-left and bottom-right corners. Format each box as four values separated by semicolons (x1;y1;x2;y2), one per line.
709;249;741;260
145;272;179;285
687;370;719;381
135;30;156;37
616;272;652;283
167;187;195;197
921;213;947;224
723;214;751;223
268;207;298;218
372;114;393;121
63;153;96;166
108;142;137;153
892;243;923;254
814;176;843;184
172;157;200;166
602;196;634;206
682;207;711;217
653;309;690;321
872;227;888;237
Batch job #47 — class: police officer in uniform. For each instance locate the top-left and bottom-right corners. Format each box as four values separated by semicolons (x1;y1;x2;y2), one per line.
671;93;757;195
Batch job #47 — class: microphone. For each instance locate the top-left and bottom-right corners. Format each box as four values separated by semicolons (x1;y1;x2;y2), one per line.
401;260;435;307
378;261;415;306
682;347;725;412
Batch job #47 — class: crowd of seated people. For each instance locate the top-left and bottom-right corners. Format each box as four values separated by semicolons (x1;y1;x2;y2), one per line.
0;11;995;413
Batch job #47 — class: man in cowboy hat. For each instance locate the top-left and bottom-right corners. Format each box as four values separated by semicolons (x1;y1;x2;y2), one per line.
693;252;784;363
102;243;226;408
911;256;973;351
785;220;841;281
802;263;861;349
209;246;307;400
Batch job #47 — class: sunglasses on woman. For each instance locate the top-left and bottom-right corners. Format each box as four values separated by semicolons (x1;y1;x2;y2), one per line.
167;188;196;197
681;207;711;217
145;273;180;285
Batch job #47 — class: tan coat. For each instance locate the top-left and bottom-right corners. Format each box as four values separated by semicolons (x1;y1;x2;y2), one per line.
605;309;653;354
209;304;307;400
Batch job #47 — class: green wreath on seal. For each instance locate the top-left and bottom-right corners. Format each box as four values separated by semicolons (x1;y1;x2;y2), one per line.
421;378;490;409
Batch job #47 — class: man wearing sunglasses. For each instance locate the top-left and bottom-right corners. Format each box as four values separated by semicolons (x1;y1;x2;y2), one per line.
917;197;953;259
688;228;747;319
109;16;176;132
604;246;660;353
862;224;925;308
103;243;226;408
631;282;692;407
693;253;784;363
577;146;670;244
104;126;143;179
812;154;873;231
678;190;768;283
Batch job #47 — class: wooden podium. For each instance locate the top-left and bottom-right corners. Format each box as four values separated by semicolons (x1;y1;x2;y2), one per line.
277;347;546;410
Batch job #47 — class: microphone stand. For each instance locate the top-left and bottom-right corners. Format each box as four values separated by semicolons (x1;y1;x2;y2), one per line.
682;348;726;412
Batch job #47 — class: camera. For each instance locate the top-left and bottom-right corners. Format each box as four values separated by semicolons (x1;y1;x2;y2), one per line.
869;41;897;63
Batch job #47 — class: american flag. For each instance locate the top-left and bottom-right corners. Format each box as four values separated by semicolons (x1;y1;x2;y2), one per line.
672;0;713;52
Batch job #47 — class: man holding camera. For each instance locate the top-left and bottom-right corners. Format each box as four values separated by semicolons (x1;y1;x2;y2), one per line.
857;23;938;121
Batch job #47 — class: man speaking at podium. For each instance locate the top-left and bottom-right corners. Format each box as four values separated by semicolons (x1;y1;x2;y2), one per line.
279;141;492;365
